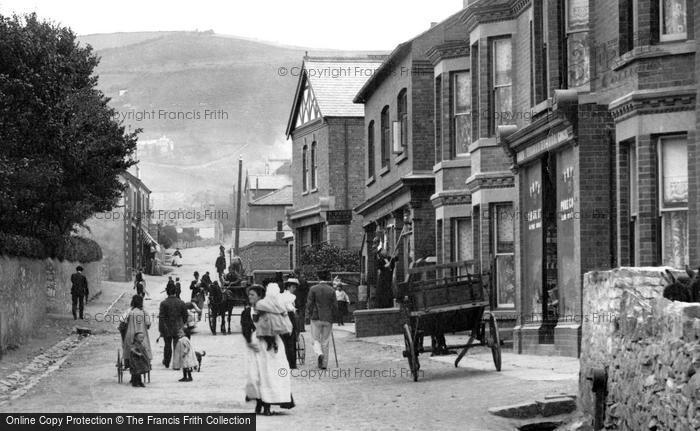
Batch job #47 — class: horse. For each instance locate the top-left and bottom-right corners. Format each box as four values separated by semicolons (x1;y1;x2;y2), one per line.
661;266;700;303
206;282;236;334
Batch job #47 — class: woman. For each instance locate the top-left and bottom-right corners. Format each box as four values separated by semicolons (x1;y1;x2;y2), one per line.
120;295;152;369
242;284;295;415
279;282;298;369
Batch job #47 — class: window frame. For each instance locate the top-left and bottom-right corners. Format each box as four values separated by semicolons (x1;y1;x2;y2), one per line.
380;106;391;169
367;120;375;178
302;144;308;193
435;75;443;163
490;37;513;134
628;140;639;265
310;141;317;191
397;89;408;153
563;0;591;90
492;203;515;308
451;70;471;157
657;134;689;268
659;0;688;42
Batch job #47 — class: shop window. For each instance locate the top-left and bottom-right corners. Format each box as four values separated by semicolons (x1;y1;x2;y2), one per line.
659;135;688;268
451;71;471;156
494;204;515;308
435;75;442;163
302;144;308;192
310;142;317;190
565;0;590;89
380;106;390;168
660;0;687;42
491;38;512;134
367;121;375;178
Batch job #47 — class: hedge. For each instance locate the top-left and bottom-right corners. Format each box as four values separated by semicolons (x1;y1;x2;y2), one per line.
299;242;360;278
0;233;102;263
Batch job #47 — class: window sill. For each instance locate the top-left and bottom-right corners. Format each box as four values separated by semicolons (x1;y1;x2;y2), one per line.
433;156;471;173
310;188;318;194
366;176;376;187
302;191;309;196
613;40;695;72
379;166;390;177
394;152;408;165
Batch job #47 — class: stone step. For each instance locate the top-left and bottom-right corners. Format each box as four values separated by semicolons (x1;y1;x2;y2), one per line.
489;396;577;419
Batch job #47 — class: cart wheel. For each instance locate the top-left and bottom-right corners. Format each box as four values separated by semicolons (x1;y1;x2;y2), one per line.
402;324;420;382
296;333;306;365
208;305;217;335
116;350;123;383
487;313;502;371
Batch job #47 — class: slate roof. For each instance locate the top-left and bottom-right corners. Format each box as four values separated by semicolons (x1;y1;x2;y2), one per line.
249;185;293;206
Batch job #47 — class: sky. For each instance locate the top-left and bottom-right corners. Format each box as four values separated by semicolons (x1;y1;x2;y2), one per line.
0;0;464;50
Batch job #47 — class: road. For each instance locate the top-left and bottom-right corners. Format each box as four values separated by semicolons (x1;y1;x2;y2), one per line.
2;246;576;430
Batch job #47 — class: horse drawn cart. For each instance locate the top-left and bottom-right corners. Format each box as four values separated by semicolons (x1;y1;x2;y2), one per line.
398;260;501;382
207;278;250;334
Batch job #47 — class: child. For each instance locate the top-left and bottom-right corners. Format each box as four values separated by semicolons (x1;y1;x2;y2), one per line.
172;328;197;382
334;277;350;326
129;332;151;387
175;277;182;299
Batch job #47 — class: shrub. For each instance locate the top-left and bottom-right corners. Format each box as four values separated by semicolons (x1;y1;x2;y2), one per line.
0;233;102;262
0;232;46;259
299;243;360;278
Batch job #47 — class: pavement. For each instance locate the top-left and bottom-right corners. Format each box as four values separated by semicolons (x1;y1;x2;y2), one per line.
0;246;581;430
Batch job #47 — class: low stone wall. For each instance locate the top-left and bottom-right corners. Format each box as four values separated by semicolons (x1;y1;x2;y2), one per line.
239;241;290;272
579;267;700;430
354;308;404;337
0;256;101;353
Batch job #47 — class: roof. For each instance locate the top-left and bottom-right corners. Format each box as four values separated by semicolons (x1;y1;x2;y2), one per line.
120;171;151;194
249;185;293;206
285;56;385;137
245;174;292;191
353;9;466;104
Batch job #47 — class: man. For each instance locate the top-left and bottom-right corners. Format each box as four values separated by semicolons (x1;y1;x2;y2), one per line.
158;285;188;368
306;270;338;369
374;237;397;309
215;250;226;284
70;266;89;320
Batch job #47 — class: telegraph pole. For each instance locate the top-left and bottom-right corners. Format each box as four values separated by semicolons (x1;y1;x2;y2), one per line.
234;156;243;255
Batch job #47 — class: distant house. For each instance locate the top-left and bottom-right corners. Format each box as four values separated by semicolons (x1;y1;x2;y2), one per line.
82;172;156;281
245;185;293;229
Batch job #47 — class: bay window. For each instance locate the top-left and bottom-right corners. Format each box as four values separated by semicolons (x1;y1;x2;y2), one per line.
452;71;471;156
435;75;442;162
453;218;473;275
565;0;590;89
660;0;687;41
491;38;512;133
494;204;515;308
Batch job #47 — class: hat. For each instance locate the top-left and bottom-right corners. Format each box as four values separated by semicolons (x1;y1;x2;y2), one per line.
285;278;300;286
76;266;83;272
246;284;265;298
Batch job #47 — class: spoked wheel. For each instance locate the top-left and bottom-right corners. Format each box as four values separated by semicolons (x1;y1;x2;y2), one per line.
402;324;420;382
487;313;502;371
116;350;124;383
208;305;217;335
296;333;306;365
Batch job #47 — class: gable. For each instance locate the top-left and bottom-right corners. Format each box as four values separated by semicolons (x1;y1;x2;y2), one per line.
295;76;322;128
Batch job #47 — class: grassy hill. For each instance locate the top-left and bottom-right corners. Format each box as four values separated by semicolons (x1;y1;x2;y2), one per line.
77;31;379;209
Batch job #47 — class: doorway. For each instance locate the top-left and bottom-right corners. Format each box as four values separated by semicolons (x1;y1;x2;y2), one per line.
540;153;558;344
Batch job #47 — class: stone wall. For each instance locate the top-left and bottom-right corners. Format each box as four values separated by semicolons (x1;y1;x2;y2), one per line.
579;267;700;430
0;256;102;353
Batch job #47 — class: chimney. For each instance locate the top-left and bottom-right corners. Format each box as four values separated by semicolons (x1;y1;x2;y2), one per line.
430;22;438;28
276;220;284;241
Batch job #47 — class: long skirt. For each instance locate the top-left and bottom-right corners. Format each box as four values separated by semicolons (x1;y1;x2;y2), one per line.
245;332;294;408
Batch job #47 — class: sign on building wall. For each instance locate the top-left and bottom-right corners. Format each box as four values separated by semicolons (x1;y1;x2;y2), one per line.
516;128;574;164
326;210;353;225
521;161;543;320
556;146;578;317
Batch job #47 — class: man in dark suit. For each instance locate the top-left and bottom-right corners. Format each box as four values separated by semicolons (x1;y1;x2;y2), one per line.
306;270;338;369
70;266;89;320
159;285;188;368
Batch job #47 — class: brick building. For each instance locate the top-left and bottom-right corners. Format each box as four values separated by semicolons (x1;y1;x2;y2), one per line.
285;56;384;267
353;11;470;305
82;171;156;281
493;0;698;357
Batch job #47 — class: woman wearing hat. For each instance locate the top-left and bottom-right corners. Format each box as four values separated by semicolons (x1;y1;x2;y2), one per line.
241;284;295;415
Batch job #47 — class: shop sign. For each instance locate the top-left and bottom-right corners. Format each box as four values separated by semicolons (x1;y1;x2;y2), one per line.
326;210;353;225
516;128;574;164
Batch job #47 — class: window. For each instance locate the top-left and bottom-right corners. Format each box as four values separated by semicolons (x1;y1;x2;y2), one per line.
452;71;471;156
659;135;688;268
629;141;639;265
397;89;408;152
302;144;308;192
380;106;390;168
619;0;637;54
660;0;687;41
565;0;590;88
435;76;442;163
494;204;515;308
453;218;473;275
491;38;512;133
310;141;317;190
367;121;375;178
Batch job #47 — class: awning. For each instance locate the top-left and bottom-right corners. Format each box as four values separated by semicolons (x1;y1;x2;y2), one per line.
141;227;161;252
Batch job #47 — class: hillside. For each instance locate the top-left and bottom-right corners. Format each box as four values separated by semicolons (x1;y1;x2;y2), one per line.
77;31;379;209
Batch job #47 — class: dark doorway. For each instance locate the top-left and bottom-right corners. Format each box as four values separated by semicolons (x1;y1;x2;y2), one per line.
540;153;558;344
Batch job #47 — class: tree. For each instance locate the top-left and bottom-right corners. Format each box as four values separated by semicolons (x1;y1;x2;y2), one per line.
159;225;178;249
0;13;138;251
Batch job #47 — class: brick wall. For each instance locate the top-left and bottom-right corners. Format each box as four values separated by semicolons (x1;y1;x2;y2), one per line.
239;241;290;272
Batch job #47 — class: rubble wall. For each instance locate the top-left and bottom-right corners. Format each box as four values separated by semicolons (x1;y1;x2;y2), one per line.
579;267;700;430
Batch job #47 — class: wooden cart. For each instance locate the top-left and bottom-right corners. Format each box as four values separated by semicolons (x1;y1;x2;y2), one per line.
398;260;501;382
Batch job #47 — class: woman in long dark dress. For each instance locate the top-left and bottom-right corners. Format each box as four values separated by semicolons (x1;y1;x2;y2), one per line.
242;285;295;415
